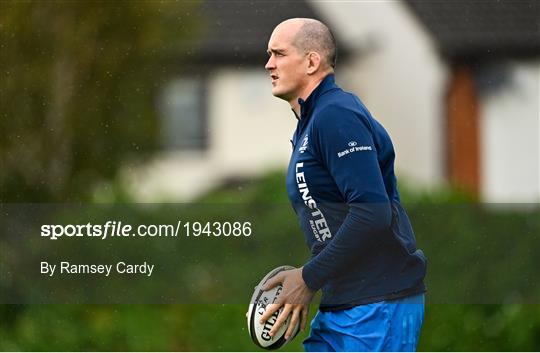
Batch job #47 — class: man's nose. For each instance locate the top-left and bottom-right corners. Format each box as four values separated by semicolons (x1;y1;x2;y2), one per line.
265;55;275;71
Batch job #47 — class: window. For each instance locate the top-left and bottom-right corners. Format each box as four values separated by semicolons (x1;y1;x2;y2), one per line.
159;77;207;150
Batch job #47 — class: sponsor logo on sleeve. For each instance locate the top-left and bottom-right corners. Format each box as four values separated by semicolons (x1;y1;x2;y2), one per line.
338;141;372;158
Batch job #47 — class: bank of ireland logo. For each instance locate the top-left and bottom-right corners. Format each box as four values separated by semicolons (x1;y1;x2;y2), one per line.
338;141;373;158
299;135;309;153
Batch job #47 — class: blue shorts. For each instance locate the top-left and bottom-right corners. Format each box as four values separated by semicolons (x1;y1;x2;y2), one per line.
303;293;425;352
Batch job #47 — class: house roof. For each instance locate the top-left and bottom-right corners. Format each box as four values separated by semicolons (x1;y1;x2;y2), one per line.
405;0;540;61
183;0;350;67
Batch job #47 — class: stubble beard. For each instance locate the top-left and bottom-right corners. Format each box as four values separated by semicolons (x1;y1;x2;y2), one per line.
272;83;295;103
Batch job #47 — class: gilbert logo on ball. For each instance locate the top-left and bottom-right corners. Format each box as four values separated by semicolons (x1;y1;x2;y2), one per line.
247;265;300;350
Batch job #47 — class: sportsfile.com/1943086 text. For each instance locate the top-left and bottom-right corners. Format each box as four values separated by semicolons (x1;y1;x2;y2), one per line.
40;221;252;240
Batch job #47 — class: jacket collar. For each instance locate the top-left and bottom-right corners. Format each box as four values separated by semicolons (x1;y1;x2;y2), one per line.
297;74;337;120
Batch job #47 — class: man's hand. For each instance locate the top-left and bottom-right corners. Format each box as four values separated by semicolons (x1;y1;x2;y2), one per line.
259;267;314;340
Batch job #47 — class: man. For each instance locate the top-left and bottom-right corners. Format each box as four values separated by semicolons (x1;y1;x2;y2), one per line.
259;18;427;351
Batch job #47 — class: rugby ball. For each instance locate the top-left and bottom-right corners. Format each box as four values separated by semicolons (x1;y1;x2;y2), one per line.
247;265;300;350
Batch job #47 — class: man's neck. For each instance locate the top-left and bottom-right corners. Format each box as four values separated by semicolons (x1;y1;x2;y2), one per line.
289;73;329;117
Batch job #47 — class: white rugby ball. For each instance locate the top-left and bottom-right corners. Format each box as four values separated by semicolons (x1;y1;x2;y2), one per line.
247;265;300;350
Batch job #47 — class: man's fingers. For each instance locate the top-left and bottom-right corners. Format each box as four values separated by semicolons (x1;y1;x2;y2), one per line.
269;304;292;337
260;303;281;324
285;307;301;340
262;272;284;291
300;306;309;331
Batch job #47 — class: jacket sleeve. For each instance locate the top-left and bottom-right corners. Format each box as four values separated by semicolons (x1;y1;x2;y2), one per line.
302;104;392;291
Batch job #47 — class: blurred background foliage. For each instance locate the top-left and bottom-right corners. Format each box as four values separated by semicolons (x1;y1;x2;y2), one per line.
0;1;199;202
1;1;539;351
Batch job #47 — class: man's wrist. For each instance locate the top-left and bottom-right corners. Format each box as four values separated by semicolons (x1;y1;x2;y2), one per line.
301;263;322;292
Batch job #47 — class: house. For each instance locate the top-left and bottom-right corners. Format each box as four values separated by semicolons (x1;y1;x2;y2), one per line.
405;0;540;203
124;0;539;203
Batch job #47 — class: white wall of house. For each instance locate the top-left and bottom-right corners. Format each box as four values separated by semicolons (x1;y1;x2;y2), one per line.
313;0;448;190
481;60;540;203
209;69;297;174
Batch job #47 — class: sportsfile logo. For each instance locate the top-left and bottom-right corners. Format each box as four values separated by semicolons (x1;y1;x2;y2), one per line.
299;135;309;154
337;141;372;158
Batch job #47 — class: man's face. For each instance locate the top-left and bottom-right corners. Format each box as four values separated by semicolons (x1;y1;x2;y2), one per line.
265;23;308;102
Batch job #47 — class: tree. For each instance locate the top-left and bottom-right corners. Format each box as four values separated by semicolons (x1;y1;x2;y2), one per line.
0;1;200;201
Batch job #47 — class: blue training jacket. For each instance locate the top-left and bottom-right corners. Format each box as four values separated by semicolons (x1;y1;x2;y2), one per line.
286;74;427;311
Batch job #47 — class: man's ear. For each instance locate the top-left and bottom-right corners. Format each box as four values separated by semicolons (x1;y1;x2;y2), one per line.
306;52;321;75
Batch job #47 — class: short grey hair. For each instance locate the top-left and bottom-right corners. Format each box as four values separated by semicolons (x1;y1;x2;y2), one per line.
293;19;337;69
